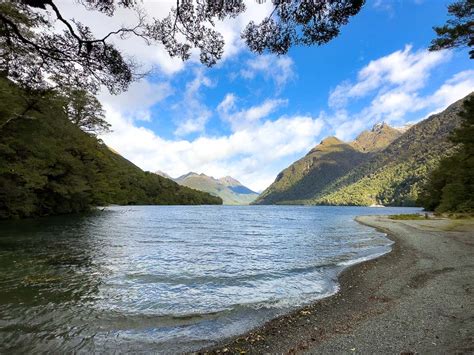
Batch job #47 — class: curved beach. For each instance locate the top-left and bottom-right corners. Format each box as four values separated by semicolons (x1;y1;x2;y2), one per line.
201;215;474;354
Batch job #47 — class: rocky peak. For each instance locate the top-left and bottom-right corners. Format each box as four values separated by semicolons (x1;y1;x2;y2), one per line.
306;136;346;155
351;122;402;153
219;176;241;186
176;172;200;180
320;136;343;146
371;121;389;132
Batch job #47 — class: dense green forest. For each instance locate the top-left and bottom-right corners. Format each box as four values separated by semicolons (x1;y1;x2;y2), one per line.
255;95;470;207
254;137;368;204
419;96;474;213
0;78;222;219
312;97;465;207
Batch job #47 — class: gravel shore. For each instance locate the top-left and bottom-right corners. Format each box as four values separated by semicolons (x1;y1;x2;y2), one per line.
200;216;474;354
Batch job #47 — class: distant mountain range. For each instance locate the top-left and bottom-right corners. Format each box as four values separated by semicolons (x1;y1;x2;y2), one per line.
155;172;259;205
254;94;469;206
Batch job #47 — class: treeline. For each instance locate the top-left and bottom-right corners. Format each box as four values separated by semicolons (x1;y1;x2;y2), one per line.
313;95;473;212
310;98;464;207
419;96;473;213
0;78;221;219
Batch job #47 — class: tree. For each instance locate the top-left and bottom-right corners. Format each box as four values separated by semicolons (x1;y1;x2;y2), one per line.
424;0;473;212
0;0;365;94
429;0;474;58
63;89;111;135
419;96;474;212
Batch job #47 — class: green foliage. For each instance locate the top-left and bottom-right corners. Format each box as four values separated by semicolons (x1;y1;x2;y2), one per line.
389;214;426;220
254;137;368;204
310;97;466;207
0;78;221;219
256;95;468;207
429;0;474;59
419;96;474;212
62;89;111;135
1;0;364;94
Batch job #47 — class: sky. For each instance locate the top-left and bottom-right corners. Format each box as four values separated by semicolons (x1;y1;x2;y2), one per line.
56;0;474;192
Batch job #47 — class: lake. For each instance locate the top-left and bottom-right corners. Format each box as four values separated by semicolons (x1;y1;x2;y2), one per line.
0;205;420;352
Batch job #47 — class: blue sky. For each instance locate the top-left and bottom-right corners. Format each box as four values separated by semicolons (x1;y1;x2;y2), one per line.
59;0;473;191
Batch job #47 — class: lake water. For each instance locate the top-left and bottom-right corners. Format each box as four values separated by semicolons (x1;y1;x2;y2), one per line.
0;205;420;352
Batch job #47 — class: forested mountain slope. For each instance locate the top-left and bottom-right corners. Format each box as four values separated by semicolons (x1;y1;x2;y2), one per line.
254;123;403;205
255;94;469;206
313;96;466;206
0;79;221;219
254;137;368;204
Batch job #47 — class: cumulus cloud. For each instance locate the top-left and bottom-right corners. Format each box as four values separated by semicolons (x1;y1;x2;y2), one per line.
99;44;472;192
101;106;324;191
329;45;450;109
53;1;189;76
98;79;172;125
240;55;296;90
320;45;473;141
217;94;287;131
327;68;474;141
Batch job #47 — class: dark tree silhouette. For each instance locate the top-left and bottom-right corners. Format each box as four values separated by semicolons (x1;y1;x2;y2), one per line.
63;89;111;135
0;0;365;94
429;0;474;59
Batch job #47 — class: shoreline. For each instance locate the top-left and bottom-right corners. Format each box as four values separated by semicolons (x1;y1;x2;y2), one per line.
199;215;474;354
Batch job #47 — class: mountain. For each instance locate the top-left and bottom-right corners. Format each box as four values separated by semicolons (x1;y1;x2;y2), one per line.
255;95;469;206
175;172;259;205
255;124;403;204
254;137;367;204
350;121;403;152
0;78;222;219
155;170;173;179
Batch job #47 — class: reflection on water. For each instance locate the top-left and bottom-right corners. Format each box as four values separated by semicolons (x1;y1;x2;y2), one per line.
0;205;420;352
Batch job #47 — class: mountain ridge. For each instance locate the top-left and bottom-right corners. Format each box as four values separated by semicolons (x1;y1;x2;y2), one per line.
350;122;404;152
254;95;470;206
254;122;403;205
155;171;259;205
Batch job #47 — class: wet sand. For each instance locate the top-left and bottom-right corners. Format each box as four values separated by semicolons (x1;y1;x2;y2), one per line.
200;216;474;354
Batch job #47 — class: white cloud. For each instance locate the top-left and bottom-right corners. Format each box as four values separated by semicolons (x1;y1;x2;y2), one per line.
174;69;214;136
327;68;474;141
426;70;474;109
99;44;472;192
99;79;172;113
372;0;424;15
101;106;324;191
214;0;274;61
54;1;188;76
218;94;287;131
240;55;296;89
322;45;474;141
329;45;450;108
98;79;172;125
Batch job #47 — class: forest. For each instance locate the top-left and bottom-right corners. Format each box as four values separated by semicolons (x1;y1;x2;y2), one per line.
0;77;222;219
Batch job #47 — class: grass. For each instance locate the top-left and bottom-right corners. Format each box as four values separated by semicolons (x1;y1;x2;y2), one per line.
389;214;427;220
434;212;474;219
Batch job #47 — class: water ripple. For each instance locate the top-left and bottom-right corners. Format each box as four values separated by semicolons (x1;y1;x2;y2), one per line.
0;205;420;352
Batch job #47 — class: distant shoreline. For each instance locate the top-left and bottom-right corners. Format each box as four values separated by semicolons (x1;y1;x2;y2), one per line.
200;215;474;354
